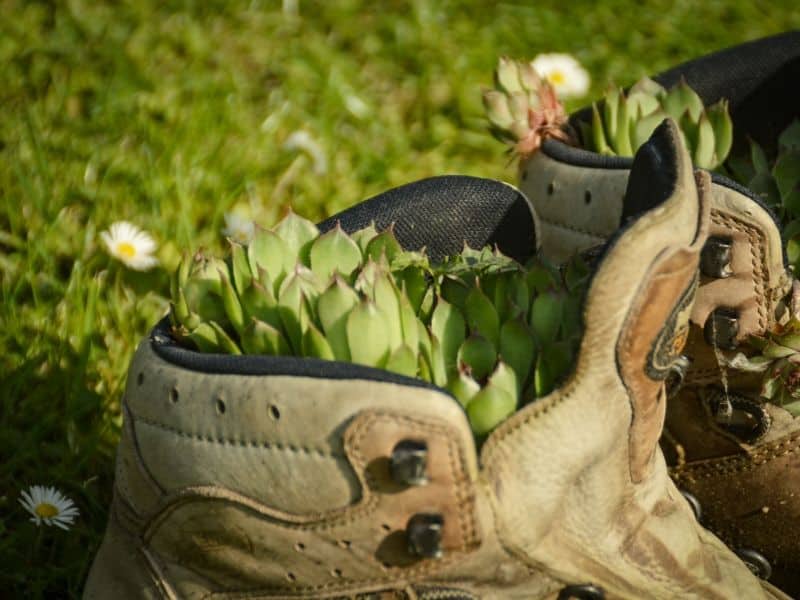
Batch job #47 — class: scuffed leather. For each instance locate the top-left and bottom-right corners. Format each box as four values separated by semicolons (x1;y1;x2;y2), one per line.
672;427;800;595
519;151;625;264
522;137;799;597
520;144;788;343
85;342;561;599
490;126;769;599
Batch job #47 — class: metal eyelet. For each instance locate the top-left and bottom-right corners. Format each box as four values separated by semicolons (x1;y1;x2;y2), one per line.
680;489;702;521
390;439;429;486
406;513;444;559
703;307;739;350
557;584;605;599
665;355;691;398
736;548;772;580
700;236;733;279
705;389;771;443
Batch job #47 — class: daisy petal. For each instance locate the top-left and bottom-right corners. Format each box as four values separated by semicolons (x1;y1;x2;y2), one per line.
100;221;159;271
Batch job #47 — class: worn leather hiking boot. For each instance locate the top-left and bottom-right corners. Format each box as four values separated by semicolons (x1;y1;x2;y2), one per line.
518;34;800;596
84;122;786;599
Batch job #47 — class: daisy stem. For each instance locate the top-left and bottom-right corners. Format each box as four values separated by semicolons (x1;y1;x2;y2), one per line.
28;526;43;566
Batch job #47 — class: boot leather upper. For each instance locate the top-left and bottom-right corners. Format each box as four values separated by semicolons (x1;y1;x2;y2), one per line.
87;334;562;599
520;135;800;595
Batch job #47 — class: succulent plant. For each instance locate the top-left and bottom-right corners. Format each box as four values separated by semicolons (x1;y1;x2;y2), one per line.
483;57;576;157
170;211;589;437
725;317;800;417
727;120;800;271
585;77;733;170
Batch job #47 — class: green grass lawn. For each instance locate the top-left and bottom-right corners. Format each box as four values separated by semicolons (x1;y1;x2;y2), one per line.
1;0;798;595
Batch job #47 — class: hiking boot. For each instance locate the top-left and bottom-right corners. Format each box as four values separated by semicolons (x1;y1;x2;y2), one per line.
84;123;784;599
518;33;800;595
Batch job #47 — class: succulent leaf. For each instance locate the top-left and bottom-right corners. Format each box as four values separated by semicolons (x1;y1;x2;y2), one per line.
278;266;320;354
241;318;289;355
458;334;497;382
240;280;281;330
483;90;514;129
302;321;335;361
188;322;222;353
208;321;242;355
612;94;633;156
707;99;733;165
385;344;418;378
273;210;319;265
218;268;246;336
466;378;516;436
317;276;359;361
430;296;467;374
499;317;536;389
350;223;379;253
530;291;563;345
398;294;421;353
591;103;612;155
448;368;481;407
397;265;430;314
692;113;716;169
373;269;405;352
603;86;620;147
309;224;362;282
495;57;523;94
365;226;402;263
346;299;391;368
248;228;293;295
229;241;253;296
773;150;800;201
465;284;500;347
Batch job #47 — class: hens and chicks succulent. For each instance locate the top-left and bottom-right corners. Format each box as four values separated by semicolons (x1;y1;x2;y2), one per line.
484;57;733;170
170;213;588;436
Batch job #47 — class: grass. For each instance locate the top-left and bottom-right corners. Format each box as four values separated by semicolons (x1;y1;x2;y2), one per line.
1;0;798;596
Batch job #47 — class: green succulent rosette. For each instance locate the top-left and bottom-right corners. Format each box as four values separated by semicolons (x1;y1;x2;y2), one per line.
170;212;589;437
585;77;732;170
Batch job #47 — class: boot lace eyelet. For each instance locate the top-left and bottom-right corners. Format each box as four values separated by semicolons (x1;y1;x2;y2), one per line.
700;236;733;279
557;583;605;599
705;389;770;443
736;548;772;580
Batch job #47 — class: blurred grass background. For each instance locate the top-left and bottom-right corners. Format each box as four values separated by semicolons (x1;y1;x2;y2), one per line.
1;0;798;595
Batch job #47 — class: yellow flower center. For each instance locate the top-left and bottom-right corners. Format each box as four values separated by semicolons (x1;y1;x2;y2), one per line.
35;503;59;518
116;242;137;258
548;71;566;85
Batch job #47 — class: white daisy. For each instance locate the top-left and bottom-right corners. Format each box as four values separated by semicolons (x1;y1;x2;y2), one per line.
530;53;590;99
222;212;256;244
100;221;158;271
19;485;80;530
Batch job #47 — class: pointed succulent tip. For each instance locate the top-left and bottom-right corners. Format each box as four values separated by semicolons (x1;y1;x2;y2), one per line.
484;90;514;129
519;61;542;91
495;57;523;95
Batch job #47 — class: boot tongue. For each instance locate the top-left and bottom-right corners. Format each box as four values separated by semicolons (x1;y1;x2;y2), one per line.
620;120;680;226
318;176;537;264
